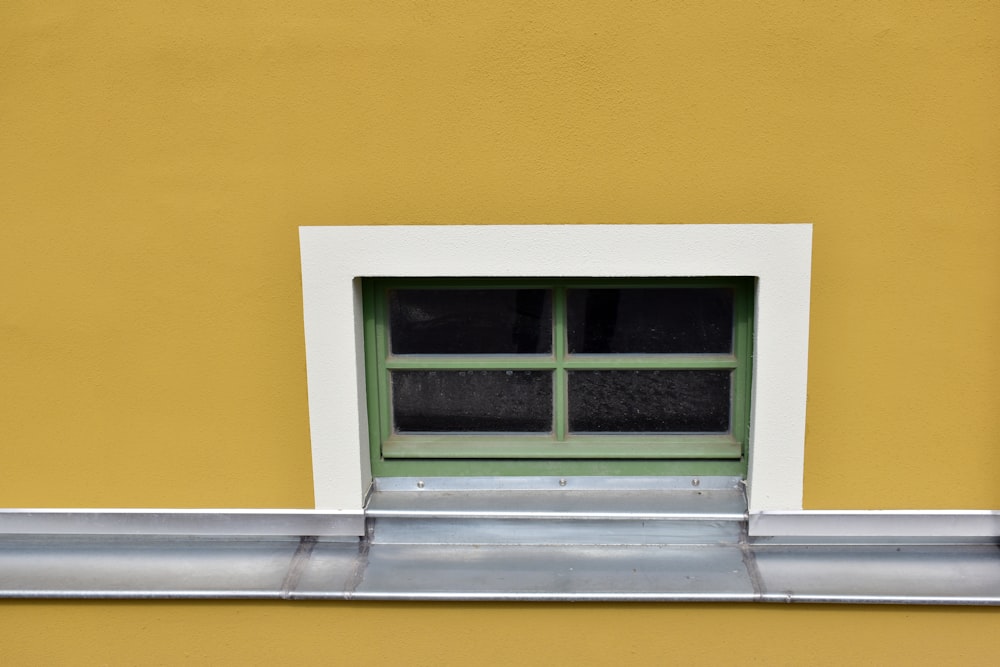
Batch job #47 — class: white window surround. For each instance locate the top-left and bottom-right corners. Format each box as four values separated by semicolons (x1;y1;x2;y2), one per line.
299;223;813;521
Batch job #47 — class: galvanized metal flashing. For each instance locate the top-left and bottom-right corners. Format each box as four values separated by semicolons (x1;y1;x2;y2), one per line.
0;508;365;538
1;478;998;603
750;510;1000;538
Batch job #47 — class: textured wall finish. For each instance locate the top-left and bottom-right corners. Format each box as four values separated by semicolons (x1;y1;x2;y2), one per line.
0;2;997;663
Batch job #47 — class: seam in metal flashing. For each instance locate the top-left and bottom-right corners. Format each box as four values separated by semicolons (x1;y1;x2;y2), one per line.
280;536;318;599
342;520;374;600
739;523;766;598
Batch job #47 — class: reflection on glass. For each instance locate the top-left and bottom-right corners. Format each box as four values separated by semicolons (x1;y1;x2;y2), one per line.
389;289;551;355
568;370;730;432
392;370;552;432
567;288;733;354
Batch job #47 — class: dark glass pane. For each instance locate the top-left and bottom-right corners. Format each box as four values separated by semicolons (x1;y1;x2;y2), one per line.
566;288;733;354
389;289;552;355
392;370;552;432
568;370;730;433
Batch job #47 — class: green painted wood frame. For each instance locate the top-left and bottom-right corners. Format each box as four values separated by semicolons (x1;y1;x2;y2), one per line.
364;278;754;477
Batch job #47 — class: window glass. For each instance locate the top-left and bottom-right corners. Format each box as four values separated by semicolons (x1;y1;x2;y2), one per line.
391;370;553;432
566;288;733;354
567;370;731;432
389;289;552;354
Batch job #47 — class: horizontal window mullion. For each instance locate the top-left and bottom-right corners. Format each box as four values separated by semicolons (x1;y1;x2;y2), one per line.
386;357;738;371
386;356;557;370
562;355;738;370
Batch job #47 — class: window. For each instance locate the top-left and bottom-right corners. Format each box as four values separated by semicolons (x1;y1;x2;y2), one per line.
299;224;812;516
364;278;753;477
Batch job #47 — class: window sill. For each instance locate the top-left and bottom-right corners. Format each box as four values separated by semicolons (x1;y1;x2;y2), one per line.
1;485;998;604
365;475;746;520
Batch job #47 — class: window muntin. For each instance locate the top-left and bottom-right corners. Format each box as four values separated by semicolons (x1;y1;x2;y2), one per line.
365;278;754;477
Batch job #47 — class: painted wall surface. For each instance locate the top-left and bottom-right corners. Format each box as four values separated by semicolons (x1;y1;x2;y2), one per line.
1;1;997;664
2;602;997;666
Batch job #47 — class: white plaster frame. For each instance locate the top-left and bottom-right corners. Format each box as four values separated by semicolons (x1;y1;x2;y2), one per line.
299;224;813;517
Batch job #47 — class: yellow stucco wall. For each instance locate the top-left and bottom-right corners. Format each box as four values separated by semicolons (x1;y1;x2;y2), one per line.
1;2;997;663
2;601;997;665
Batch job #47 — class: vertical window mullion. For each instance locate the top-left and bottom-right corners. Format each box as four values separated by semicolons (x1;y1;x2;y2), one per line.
553;284;567;442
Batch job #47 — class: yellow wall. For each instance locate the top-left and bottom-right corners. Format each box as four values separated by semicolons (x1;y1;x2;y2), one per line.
1;2;997;663
2;602;997;666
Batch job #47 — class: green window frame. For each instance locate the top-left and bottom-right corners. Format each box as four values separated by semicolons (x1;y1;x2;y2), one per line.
363;278;754;477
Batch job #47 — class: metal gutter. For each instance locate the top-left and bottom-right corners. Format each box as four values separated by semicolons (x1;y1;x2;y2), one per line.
1;479;998;603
